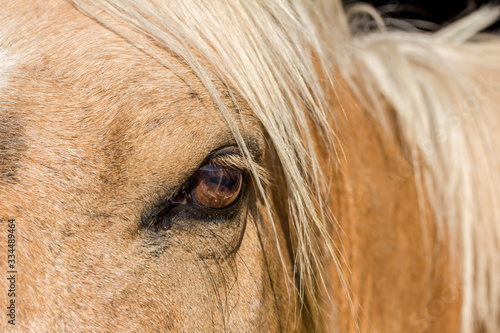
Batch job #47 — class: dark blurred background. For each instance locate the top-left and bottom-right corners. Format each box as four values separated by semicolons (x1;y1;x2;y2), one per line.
342;0;500;32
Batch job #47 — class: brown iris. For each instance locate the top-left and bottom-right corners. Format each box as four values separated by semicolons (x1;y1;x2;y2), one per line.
171;164;244;209
191;164;243;209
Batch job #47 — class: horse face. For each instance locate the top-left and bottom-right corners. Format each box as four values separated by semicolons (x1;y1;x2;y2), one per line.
0;2;296;331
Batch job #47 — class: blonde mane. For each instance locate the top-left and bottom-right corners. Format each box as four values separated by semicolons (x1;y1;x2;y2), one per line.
321;4;500;332
68;1;500;331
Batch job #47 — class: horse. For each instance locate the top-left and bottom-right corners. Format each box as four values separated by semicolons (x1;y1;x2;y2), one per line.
1;0;499;332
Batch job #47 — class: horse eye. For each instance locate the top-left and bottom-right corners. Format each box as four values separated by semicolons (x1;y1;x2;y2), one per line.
189;164;244;209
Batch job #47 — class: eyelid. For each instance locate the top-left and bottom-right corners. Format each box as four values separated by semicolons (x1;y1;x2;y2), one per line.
207;147;270;188
209;154;250;172
169;155;247;209
168;144;268;206
167;149;246;205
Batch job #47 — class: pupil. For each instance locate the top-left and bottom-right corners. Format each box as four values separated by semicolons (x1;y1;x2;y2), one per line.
209;174;236;188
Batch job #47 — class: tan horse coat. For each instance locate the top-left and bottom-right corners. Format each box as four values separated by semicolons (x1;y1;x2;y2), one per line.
323;79;462;332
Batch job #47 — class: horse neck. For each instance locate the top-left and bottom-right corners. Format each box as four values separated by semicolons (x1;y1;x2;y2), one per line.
317;76;462;332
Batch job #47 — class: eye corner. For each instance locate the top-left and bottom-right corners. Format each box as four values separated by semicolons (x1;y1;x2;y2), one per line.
140;197;171;231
